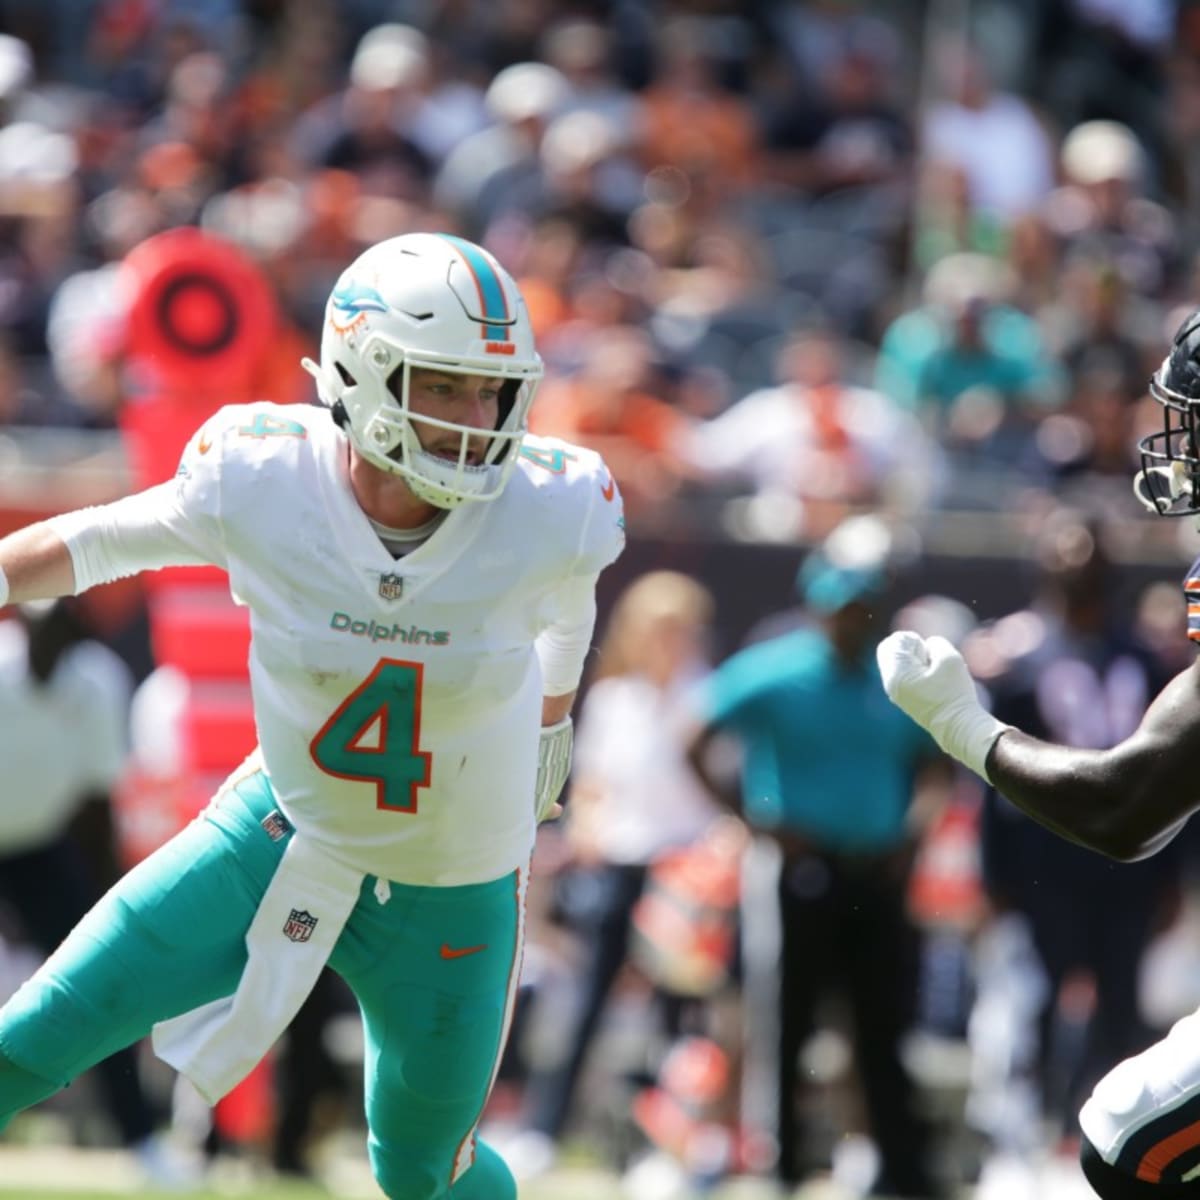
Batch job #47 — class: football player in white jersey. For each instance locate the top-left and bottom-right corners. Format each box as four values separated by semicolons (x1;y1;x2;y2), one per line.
0;232;625;1200
877;308;1200;1199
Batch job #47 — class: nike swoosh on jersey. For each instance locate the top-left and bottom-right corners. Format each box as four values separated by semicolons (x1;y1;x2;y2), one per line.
440;942;488;959
197;434;213;455
600;474;616;502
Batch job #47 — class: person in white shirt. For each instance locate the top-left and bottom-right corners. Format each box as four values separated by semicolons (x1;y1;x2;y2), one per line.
506;570;722;1177
0;232;624;1200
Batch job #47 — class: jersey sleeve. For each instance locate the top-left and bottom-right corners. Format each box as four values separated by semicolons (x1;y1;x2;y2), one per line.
570;451;626;580
48;411;231;593
525;441;625;695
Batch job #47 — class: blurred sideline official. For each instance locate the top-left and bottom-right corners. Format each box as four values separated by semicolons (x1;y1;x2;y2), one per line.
0;600;170;1175
686;532;946;1198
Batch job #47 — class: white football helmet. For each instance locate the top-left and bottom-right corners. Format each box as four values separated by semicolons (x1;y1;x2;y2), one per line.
302;232;543;508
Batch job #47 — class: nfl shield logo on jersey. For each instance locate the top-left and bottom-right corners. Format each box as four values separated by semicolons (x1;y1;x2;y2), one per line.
283;909;318;942
378;572;404;601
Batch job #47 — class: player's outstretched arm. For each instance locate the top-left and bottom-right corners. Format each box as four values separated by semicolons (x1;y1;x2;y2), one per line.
0;521;78;606
877;631;1200;862
986;659;1200;861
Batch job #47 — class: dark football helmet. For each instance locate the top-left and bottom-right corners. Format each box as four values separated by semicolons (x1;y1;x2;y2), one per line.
1136;310;1200;517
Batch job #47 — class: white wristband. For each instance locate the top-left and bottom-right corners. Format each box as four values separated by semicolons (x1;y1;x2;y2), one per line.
535;716;573;822
928;698;1011;781
0;562;8;608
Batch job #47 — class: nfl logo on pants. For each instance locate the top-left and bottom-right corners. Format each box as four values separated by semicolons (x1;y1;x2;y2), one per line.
283;909;318;942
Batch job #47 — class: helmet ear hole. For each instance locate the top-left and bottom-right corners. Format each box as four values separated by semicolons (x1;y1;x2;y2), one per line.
335;362;356;387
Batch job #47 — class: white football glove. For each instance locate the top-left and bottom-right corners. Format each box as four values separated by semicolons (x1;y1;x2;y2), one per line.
535;716;573;822
875;631;1012;780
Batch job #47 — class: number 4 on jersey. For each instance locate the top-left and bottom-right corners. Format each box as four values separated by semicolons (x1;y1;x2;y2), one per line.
310;660;432;813
519;445;577;474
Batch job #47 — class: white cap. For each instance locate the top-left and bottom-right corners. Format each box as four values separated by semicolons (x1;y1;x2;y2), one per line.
0;121;77;184
485;62;569;123
0;34;32;102
1061;120;1143;185
540;110;621;173
922;251;1013;311
350;23;429;91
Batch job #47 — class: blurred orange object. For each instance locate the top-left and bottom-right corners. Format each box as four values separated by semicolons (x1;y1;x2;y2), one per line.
630;829;741;997
214;1057;274;1145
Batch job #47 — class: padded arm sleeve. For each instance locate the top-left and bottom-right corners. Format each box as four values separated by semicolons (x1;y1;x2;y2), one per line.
535;573;598;697
47;481;224;595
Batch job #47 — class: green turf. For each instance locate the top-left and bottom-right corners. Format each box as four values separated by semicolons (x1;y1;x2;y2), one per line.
0;1192;321;1200
0;1176;638;1200
0;1186;619;1200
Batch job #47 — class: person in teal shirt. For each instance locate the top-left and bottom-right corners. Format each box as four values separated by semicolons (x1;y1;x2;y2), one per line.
687;551;945;1198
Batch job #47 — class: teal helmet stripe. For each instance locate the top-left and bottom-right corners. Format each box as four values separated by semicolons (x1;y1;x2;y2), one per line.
439;234;511;341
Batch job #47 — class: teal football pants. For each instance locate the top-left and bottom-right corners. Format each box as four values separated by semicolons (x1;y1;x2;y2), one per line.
0;768;524;1200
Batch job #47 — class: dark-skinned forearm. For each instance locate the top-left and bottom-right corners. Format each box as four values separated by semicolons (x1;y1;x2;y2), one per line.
986;728;1191;862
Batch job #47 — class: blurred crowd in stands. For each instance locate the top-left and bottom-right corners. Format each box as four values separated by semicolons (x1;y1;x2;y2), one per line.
4;1;1200;1197
2;0;1199;540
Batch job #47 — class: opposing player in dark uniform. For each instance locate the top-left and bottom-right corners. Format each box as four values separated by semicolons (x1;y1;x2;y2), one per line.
878;309;1200;1197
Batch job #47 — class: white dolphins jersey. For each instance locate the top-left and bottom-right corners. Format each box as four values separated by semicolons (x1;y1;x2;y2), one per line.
67;403;625;886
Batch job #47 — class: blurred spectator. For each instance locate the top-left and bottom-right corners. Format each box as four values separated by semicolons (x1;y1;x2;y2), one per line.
1047;251;1159;393
0;332;92;428
1029;364;1147;506
1043;119;1178;300
920;40;1057;234
540;17;639;132
531;324;691;513
650;222;808;397
761;42;912;206
680;326;940;538
890;594;985;1046
1039;0;1172;170
433;60;568;235
686;524;945;1198
768;0;904;92
875;253;1064;481
0;117;81;358
964;511;1182;1154
535;109;639;250
288;23;436;201
0;32;33;117
503;570;724;1180
636;16;760;196
0;600;189;1184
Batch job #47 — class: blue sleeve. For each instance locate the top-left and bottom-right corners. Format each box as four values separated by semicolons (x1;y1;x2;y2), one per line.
697;642;781;731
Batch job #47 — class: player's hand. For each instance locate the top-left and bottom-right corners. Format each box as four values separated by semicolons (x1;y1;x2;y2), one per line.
876;631;1011;780
877;631;974;722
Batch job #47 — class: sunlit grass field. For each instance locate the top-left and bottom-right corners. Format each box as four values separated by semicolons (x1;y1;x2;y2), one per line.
0;1175;672;1200
0;1153;784;1200
0;1175;628;1200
